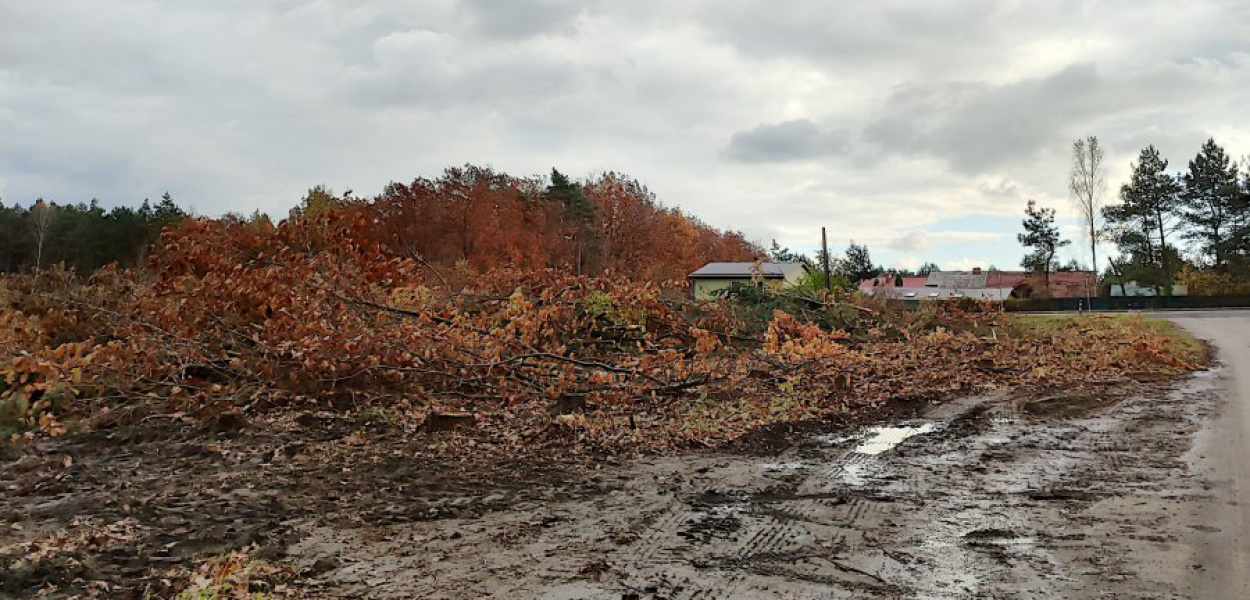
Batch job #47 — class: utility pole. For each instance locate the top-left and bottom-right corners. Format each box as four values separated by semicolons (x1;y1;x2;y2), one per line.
821;227;832;295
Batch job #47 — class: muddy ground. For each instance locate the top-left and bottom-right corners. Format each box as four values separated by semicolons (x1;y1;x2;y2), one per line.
279;374;1218;600
2;365;1223;600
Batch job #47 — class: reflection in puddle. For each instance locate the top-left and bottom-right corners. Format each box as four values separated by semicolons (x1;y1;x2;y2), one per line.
854;423;938;455
762;461;808;472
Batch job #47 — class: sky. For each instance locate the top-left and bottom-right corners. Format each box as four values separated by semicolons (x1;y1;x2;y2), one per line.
2;0;1249;272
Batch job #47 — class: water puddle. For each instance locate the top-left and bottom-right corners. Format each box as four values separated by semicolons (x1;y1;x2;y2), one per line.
853;423;938;455
762;461;808;472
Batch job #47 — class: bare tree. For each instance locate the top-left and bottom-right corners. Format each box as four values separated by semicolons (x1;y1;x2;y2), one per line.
1069;136;1106;277
30;199;54;273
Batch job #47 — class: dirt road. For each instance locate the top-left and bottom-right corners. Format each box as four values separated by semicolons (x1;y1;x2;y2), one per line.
271;312;1243;599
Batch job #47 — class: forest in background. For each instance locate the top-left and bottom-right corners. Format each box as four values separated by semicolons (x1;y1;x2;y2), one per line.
0;166;759;283
0;195;186;274
1093;139;1250;296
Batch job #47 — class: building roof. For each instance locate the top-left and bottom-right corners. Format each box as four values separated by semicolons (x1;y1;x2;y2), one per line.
860;276;928;292
927;271;989;289
874;286;1013;301
861;269;1097;299
688;262;807;279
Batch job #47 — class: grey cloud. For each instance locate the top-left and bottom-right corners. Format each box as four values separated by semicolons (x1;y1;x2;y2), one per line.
860;62;1221;175
461;0;584;39
887;231;1006;253
3;0;1250;273
976;178;1024;200
863;64;1106;174
723;119;848;163
704;0;1007;68
703;0;1250;78
888;231;932;253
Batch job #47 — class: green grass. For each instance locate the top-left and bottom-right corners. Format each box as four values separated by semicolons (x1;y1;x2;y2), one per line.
1010;313;1207;366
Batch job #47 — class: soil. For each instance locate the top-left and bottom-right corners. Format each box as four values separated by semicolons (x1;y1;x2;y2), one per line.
2;312;1245;599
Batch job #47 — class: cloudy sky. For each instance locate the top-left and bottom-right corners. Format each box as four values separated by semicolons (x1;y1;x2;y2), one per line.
3;1;1249;271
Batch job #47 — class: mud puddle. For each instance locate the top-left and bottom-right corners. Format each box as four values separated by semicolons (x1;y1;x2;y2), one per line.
852;422;939;455
280;377;1219;600
1;374;1221;599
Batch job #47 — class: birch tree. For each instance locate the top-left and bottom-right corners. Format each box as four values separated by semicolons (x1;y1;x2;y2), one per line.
30;199;54;273
1069;136;1105;277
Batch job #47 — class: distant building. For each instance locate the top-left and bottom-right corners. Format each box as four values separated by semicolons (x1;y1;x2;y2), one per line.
1109;281;1189;297
860;268;1097;301
688;262;809;300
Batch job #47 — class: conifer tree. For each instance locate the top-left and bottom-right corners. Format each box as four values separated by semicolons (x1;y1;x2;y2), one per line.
1018;199;1070;293
1181;139;1241;270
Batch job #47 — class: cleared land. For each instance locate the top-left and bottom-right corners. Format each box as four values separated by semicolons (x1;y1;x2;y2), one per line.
6;312;1243;599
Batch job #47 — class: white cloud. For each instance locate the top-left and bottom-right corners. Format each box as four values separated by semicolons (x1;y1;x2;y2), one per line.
945;258;995;272
887;231;1006;253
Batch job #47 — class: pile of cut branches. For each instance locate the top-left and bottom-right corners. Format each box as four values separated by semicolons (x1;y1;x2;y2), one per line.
0;212;1203;452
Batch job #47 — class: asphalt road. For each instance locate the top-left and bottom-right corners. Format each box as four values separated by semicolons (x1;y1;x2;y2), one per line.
1168;311;1250;599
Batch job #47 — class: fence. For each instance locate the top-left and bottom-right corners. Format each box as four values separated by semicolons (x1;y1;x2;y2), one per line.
1002;295;1250;312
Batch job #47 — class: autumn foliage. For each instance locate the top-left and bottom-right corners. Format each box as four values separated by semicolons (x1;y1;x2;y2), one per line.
329;166;758;280
0;169;1205;453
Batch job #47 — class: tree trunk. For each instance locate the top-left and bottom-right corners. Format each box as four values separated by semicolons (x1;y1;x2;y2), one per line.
1089;222;1098;279
1156;211;1169;294
1108;257;1128;296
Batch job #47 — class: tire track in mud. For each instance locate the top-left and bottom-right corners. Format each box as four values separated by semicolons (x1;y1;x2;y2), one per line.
281;376;1220;600
598;407;980;599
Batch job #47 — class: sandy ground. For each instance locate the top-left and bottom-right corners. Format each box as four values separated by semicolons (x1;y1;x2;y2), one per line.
3;310;1248;599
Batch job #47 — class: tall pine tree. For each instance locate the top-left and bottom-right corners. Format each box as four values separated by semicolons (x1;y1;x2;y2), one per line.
1181;139;1241;271
1103;145;1183;292
1018;200;1069;294
1233;164;1250;274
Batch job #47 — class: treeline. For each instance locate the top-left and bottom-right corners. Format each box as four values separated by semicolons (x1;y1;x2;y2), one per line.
299;165;759;281
1105;139;1250;294
3;166;759;283
0;195;186;274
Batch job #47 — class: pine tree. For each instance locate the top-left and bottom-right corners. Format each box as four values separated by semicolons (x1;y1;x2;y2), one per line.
546;169;595;225
1236;168;1250;273
1103;145;1183;292
838;241;878;284
1181;139;1240;270
546;169;597;274
1018;200;1070;293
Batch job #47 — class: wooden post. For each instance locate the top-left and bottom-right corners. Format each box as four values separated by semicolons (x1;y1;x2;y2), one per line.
821;227;832;295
